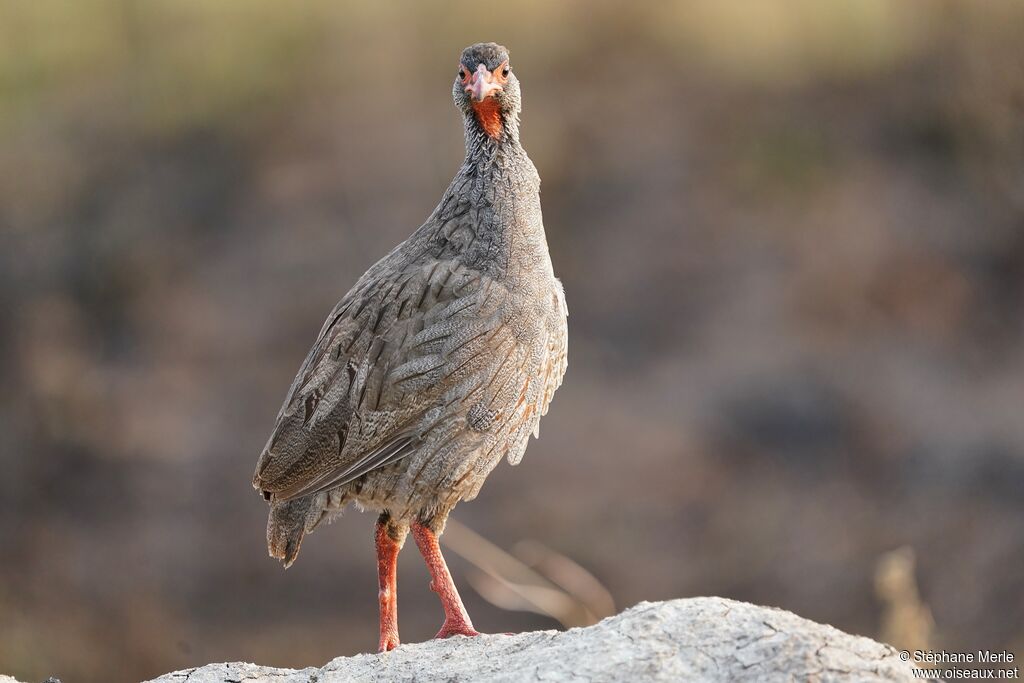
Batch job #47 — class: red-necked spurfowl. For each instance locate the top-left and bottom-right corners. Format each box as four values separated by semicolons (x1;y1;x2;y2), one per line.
253;42;567;652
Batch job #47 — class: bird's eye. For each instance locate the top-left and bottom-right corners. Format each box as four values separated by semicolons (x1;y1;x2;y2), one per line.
458;69;466;80
502;66;510;77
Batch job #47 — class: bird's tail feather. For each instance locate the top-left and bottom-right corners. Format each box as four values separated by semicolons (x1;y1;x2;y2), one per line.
267;495;319;568
267;489;351;567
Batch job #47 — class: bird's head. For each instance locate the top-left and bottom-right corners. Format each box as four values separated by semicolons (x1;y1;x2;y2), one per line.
454;42;520;140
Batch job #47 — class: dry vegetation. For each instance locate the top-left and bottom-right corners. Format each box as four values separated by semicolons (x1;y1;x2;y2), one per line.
1;2;1023;681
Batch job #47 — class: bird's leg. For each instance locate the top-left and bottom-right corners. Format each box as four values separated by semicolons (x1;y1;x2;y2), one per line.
375;514;407;652
411;519;481;639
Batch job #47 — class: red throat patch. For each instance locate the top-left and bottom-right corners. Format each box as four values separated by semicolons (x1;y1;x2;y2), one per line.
471;99;503;139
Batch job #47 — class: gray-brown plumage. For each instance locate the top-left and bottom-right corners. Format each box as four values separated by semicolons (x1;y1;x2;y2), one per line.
252;42;566;651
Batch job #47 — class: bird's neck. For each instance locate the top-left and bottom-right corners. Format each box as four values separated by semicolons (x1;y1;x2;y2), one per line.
425;116;547;277
463;105;521;157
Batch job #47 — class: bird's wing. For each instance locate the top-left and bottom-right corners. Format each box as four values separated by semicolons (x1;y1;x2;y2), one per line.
253;255;500;502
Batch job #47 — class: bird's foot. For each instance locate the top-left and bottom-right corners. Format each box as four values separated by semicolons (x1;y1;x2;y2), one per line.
434;619;481;640
378;630;401;652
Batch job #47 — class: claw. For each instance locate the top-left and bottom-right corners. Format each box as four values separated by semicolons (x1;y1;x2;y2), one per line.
435;622;481;640
378;633;401;652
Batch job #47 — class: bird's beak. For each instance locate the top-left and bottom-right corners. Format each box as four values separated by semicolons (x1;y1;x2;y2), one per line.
466;63;503;102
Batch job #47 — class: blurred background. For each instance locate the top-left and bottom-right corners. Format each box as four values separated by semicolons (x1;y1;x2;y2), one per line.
2;1;1023;681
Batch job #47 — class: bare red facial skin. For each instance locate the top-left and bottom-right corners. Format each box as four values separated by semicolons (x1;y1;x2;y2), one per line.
472;98;503;138
460;60;509;139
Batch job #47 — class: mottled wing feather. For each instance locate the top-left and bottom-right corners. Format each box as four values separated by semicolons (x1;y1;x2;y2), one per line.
253;256;494;501
272;432;418;501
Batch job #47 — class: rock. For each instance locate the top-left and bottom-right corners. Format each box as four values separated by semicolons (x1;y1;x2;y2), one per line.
11;598;923;683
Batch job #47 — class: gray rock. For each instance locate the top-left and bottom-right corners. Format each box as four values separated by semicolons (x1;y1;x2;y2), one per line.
9;598;923;683
146;598;919;682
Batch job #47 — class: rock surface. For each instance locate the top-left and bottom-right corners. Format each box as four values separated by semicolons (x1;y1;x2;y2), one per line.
21;598;923;683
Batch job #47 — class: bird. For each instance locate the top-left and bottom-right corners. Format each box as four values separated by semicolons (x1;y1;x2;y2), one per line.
252;42;568;653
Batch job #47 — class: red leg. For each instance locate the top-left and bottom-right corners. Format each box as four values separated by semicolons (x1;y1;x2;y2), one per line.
411;519;481;639
375;516;404;652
